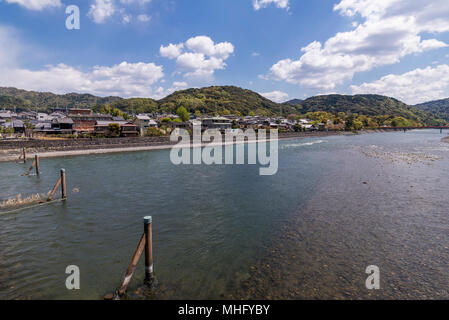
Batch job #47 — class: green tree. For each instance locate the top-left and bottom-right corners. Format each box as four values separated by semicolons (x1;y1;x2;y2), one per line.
145;127;163;136
345;115;354;131
352;120;364;130
176;106;190;122
108;123;121;137
100;105;124;118
333;117;343;125
391;116;411;127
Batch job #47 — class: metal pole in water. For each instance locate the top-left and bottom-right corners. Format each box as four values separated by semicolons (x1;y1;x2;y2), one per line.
61;169;67;199
35;155;40;175
144;216;154;282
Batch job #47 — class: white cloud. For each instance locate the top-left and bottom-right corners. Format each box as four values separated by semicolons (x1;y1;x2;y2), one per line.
2;0;61;10
160;43;184;59
268;0;449;91
350;64;449;105
253;0;289;11
176;53;226;79
185;36;234;60
160;36;234;81
0;62;164;98
89;0;116;24
164;81;188;95
172;81;188;88
119;0;151;5
89;0;151;24
150;81;189;100
122;14;131;24
0;26;164;97
137;14;151;22
0;23;169;99
260;90;289;103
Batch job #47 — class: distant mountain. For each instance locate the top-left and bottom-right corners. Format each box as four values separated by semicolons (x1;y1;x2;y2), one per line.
414;98;449;121
284;99;304;105
0;87;122;112
286;94;442;125
157;86;300;116
0;86;299;117
0;86;444;125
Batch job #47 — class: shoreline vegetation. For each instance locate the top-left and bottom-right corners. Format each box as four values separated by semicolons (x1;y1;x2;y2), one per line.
0;130;363;162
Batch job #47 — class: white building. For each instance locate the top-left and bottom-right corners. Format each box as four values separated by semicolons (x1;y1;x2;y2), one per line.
37;113;54;121
134;114;158;130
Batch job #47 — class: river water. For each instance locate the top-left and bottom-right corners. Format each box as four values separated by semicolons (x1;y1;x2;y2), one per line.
0;130;448;299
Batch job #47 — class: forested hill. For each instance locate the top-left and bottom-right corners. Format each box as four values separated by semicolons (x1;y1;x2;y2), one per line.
284;99;304;105
0;87;122;111
414;98;449;121
0;86;297;116
157;86;299;116
0;86;445;125
285;94;443;125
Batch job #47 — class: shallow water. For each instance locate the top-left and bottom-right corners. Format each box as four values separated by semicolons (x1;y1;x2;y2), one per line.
0;130;448;299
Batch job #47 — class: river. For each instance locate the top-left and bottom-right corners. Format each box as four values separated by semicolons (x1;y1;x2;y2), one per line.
0;130;448;299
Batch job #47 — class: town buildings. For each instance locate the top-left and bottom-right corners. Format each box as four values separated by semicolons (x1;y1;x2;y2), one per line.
0;107;329;139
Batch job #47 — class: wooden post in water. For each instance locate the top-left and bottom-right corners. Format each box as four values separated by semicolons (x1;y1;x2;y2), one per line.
107;217;155;299
47;176;62;202
116;234;146;296
35;155;40;175
61;169;67;199
144;216;154;282
24;158;36;176
23;148;26;163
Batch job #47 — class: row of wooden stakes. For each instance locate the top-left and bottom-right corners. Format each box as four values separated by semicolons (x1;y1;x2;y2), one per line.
18;148;67;202
18;148;151;299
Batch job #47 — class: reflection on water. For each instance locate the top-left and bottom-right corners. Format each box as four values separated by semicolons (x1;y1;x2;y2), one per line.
0;130;448;299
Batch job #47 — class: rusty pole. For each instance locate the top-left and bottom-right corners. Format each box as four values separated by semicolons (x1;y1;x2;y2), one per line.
116;234;146;297
35;155;40;175
61;169;67;199
144;216;153;283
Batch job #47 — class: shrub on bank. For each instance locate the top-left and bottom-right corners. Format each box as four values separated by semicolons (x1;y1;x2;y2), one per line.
145;127;165;136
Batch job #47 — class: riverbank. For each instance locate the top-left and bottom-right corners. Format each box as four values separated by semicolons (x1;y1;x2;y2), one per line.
0;130;369;162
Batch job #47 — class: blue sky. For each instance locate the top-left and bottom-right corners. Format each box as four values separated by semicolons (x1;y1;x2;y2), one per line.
0;0;449;104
